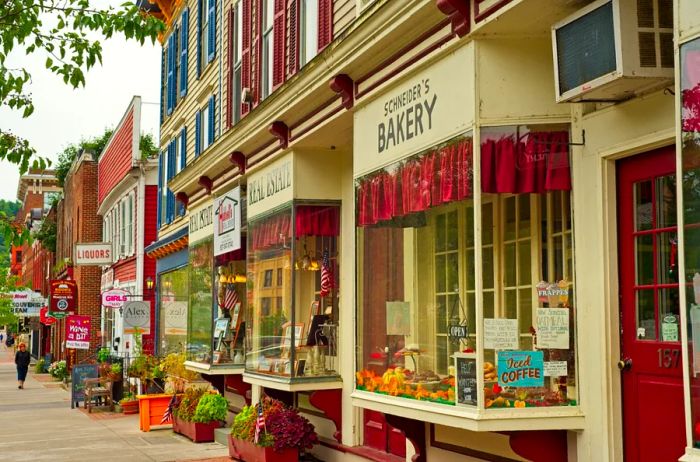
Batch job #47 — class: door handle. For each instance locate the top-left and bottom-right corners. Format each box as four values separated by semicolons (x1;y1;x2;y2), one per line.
617;358;632;371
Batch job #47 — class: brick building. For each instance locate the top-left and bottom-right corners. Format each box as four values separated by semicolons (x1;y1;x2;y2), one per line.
54;152;102;362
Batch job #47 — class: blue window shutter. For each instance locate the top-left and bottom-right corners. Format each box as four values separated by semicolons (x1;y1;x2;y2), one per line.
174;25;179;103
197;0;203;76
157;152;163;229
166;34;174;115
160;49;165;125
208;0;216;62
181;9;189;96
180;126;187;170
208;95;215;145
195;110;201;157
167;140;176;223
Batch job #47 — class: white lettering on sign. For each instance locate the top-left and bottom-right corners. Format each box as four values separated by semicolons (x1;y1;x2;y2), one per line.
378;80;437;154
248;161;292;206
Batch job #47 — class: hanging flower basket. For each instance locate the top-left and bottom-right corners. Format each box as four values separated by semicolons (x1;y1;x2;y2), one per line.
173;415;222;443
228;435;299;462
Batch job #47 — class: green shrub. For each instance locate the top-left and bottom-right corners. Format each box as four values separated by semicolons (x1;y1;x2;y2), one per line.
175;387;207;422
34;358;45;374
193;393;228;423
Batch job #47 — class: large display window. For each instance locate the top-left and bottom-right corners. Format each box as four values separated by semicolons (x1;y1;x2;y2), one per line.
187;239;214;363
214;250;247;366
245;203;340;383
355;128;578;412
158;266;189;354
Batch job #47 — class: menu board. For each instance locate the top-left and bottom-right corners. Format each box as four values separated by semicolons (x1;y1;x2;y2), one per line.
71;364;99;409
455;353;478;406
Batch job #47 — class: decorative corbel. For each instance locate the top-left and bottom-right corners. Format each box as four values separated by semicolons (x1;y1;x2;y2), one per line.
330;74;354;110
198;176;214;195
436;0;470;37
229;151;246;175
175;191;189;209
269;121;289;149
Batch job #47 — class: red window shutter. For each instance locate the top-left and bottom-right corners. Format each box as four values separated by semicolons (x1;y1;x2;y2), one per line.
288;0;299;76
318;0;332;52
253;0;263;106
241;0;252;116
226;6;234;128
272;0;286;89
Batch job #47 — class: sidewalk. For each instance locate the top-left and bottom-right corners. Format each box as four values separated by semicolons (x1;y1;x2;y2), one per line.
0;348;230;462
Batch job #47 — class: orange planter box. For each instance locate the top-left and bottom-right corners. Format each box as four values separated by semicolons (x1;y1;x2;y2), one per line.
137;394;179;432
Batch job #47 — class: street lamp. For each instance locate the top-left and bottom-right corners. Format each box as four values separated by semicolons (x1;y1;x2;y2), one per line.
145;277;154;291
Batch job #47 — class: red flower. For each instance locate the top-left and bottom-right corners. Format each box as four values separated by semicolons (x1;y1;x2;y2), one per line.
492;383;502;394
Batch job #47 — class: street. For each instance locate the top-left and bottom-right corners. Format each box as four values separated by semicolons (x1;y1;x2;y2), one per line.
0;347;230;462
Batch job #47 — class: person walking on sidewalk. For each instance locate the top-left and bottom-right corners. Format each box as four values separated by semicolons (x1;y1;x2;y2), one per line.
15;343;30;389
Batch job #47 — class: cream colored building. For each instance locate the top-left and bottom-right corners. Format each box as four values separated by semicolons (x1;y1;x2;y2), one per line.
140;0;700;460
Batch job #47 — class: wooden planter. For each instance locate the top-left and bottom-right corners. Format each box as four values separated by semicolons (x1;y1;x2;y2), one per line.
121;400;139;414
172;415;222;443
228;435;299;462
138;394;179;431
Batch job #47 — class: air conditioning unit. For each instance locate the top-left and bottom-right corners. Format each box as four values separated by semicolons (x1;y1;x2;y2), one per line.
552;0;673;103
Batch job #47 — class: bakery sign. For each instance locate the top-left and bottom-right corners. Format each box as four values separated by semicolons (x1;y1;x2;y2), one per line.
49;279;78;319
214;186;242;256
74;242;113;266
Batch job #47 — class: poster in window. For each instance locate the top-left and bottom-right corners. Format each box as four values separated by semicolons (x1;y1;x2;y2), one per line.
454;353;477;406
535;308;569;349
386;301;410;336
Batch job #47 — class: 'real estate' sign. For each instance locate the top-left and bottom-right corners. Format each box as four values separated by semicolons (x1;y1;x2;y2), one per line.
123;300;151;335
247;154;293;218
49;279;77;319
11;291;45;317
354;44;474;177
188;200;214;245
65;315;91;349
74;242;113;265
214;186;242;256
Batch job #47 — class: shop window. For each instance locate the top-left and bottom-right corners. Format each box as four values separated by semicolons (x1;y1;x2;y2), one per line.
187;240;214;362
214;252;247;366
681;37;700;448
246;203;340;381
355;128;577;410
159;266;189;354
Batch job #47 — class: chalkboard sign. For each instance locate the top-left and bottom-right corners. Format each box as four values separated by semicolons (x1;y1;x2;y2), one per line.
71;364;99;409
455;353;478;406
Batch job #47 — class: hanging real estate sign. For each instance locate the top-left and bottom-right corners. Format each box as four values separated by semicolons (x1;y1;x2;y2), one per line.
189;200;214;245
214;186;242;256
65;315;91;349
123;300;151;335
11;291;45;317
74;242;113;265
49;280;78;319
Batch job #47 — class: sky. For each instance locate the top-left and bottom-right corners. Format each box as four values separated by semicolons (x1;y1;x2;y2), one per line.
0;3;162;202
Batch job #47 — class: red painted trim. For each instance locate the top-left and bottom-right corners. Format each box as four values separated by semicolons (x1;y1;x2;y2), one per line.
228;151;246;174
473;0;515;22
226;6;234;129
319;439;405;462
268;121;289;148
198;175;214;194
329;74;354;109
309;389;342;443
436;0;470;37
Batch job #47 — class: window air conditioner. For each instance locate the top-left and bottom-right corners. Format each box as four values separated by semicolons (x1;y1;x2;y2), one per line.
552;0;673;103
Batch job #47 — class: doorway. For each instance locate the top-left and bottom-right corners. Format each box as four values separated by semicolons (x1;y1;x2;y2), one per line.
617;146;685;461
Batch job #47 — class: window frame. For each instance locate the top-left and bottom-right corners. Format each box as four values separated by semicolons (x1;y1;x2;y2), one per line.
231;4;243;124
200;0;210;71
261;0;274;100
299;0;318;67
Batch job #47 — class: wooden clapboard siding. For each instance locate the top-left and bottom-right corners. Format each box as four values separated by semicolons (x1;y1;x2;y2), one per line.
333;0;355;37
98;109;134;205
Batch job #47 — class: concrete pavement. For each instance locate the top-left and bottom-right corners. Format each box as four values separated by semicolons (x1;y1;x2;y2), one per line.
0;346;231;462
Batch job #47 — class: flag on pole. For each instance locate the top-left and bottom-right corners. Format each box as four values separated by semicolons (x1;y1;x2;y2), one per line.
254;402;266;443
320;249;333;297
161;394;177;424
222;284;239;311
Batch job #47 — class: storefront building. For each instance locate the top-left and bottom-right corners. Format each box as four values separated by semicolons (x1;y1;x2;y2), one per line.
143;0;700;461
97;97;159;356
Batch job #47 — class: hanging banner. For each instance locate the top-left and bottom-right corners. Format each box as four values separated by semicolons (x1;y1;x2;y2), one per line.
123;300;151;335
65;315;91;349
49;280;78;319
101;288;130;309
214;186;242;256
11;291;45;317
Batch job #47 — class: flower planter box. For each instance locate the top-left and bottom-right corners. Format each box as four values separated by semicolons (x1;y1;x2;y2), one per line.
138;393;180;431
172;415;222;443
121;400;139;414
228;435;299;462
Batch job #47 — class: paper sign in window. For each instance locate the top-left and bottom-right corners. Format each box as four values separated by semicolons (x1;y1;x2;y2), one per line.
536;307;570;349
484;318;518;350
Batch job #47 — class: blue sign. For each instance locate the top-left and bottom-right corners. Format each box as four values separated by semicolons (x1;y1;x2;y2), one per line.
497;351;544;388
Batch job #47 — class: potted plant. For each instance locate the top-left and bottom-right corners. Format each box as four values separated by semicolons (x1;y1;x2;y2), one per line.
173;389;227;443
158;353;204;393
228;397;318;462
120;393;139;414
47;360;68;381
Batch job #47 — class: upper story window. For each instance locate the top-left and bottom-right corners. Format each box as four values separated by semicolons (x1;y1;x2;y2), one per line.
199;0;216;75
261;0;274;100
118;195;134;258
164;8;190;118
195;95;216;156
300;0;318;66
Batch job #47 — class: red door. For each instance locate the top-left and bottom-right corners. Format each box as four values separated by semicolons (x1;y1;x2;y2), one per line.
363;410;406;457
617;146;685;462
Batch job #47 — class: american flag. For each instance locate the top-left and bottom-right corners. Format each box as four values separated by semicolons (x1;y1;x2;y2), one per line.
222;284;239;311
254;402;266;443
161;394;177;424
320;249;333;297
